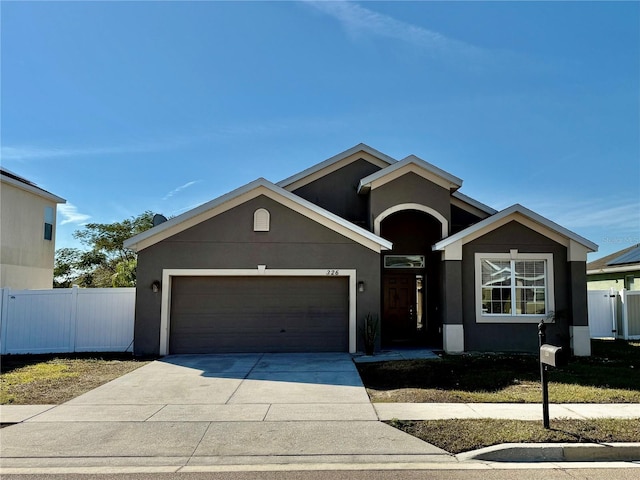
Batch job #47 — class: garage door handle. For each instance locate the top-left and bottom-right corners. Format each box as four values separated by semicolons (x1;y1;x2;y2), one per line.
280;329;286;333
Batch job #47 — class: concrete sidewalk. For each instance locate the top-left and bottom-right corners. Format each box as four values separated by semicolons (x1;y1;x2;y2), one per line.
3;402;640;424
374;402;640;421
2;399;638;471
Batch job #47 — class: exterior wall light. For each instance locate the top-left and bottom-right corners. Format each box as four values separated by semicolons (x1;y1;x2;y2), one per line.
358;281;365;293
151;280;161;293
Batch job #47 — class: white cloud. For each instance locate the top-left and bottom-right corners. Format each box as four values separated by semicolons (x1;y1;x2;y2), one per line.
57;203;91;225
163;181;200;200
305;1;485;60
2;145;134;161
0;136;194;161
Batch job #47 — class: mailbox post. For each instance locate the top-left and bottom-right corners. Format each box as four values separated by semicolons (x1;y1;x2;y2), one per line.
538;320;550;429
538;320;566;429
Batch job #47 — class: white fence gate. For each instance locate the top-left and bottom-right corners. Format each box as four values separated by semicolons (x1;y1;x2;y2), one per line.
588;289;640;340
0;286;135;354
618;290;640;340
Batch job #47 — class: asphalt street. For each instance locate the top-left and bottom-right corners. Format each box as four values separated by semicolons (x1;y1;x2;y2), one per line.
4;467;640;480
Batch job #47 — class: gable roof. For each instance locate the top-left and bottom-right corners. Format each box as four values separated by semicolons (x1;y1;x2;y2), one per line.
277;143;397;191
124;178;393;253
451;191;497;216
1;167;66;204
587;243;640;274
433;204;598;261
357;154;463;194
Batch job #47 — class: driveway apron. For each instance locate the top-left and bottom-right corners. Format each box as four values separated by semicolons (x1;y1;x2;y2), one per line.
0;353;450;468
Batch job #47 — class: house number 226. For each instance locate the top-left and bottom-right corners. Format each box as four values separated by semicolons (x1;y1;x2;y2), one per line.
326;269;340;276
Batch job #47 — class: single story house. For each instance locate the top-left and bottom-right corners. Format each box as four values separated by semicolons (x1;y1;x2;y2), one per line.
125;144;597;357
587;244;640;291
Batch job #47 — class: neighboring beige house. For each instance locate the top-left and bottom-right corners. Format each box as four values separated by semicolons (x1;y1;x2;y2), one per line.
1;168;66;289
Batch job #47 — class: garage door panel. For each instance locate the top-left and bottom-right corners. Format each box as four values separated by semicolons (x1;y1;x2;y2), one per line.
169;276;349;353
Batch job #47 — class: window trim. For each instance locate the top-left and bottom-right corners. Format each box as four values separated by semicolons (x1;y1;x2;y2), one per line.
160;267;357;355
384;255;425;269
474;252;555;323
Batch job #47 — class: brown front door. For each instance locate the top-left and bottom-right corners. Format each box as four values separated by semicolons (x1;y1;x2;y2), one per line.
382;273;416;344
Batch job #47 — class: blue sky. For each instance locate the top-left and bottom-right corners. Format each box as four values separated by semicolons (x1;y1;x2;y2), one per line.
2;1;638;260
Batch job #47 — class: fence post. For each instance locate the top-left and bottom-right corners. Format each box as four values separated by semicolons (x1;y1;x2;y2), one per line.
0;288;9;355
69;285;79;352
609;287;618;338
620;289;629;340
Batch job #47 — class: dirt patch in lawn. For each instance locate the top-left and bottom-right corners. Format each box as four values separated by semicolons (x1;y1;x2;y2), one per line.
388;418;640;454
358;340;640;403
1;353;151;405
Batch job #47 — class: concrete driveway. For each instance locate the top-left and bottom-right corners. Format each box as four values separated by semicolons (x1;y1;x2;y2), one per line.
29;352;376;422
1;353;450;470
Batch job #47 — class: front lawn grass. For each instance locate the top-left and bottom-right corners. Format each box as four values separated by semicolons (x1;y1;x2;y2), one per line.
357;340;640;403
388;418;640;454
0;353;150;404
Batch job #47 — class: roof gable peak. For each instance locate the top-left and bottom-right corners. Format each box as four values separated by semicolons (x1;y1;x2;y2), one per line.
124;176;392;253
358;154;463;193
434;204;598;261
277;143;396;191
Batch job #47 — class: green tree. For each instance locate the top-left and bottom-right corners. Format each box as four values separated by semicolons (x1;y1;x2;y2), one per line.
54;211;155;288
53;247;82;288
111;258;138;287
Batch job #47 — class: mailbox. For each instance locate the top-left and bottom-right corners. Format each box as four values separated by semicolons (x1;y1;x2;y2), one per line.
540;344;566;368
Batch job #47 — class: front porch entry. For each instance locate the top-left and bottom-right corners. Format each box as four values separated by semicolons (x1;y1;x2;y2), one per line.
379;209;445;348
382;272;424;344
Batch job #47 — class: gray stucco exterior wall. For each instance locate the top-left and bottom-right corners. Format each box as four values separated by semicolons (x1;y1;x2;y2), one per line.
442;260;463;326
370;172;451;229
134;195;381;356
461;221;571;353
451;205;485;234
570;261;589;327
292;158;382;228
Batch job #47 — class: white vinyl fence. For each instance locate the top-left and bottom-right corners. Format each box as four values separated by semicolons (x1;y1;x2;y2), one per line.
0;286;135;354
588;289;640;340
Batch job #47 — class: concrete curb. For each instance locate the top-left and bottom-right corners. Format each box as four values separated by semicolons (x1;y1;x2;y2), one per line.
457;442;640;463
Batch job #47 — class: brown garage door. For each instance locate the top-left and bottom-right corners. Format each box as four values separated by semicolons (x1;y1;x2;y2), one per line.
169;276;349;354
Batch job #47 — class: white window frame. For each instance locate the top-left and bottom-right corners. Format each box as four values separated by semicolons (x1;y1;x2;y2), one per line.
384;255;425;269
474;252;554;323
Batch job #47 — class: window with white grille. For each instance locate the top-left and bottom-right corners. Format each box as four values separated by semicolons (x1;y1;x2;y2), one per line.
475;252;554;323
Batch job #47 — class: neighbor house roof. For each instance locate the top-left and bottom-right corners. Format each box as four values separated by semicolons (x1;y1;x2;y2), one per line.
0;167;66;204
124;178;393;253
358;154;463;194
277;143;397;191
587;244;640;275
433;204;598;261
